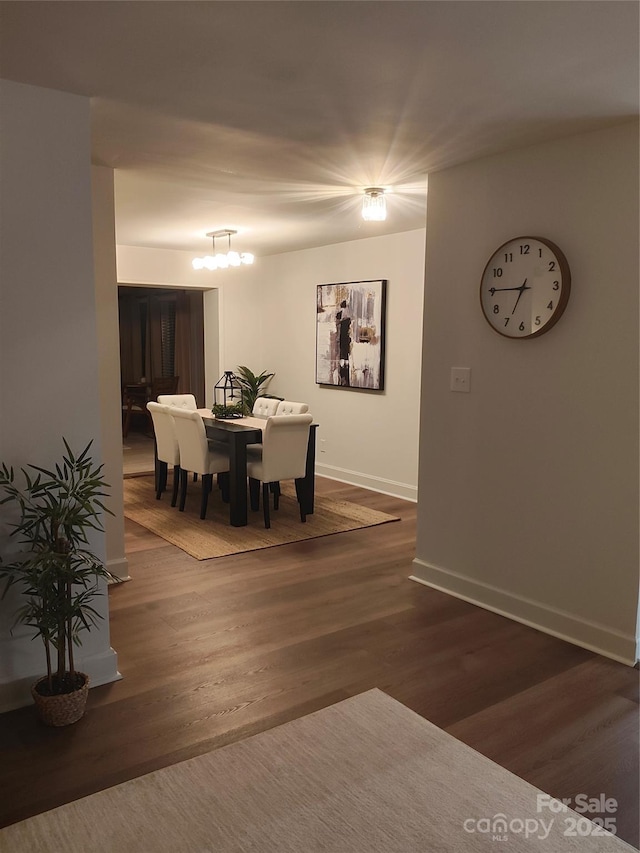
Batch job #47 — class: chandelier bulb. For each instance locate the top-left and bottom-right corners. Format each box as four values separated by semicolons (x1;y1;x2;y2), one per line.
193;229;255;271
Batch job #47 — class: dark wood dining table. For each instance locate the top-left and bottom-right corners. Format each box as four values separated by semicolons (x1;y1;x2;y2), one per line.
198;411;318;527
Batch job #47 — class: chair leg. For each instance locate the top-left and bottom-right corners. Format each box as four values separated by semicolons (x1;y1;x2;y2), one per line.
179;468;188;512
270;481;281;510
200;474;212;519
155;461;167;500
249;477;260;511
295;479;307;523
262;482;271;529
171;466;180;507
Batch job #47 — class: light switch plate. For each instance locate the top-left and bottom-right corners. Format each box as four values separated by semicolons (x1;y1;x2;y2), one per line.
450;367;471;393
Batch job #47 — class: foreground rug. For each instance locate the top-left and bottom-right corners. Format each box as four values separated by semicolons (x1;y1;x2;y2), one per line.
1;689;631;853
123;475;399;559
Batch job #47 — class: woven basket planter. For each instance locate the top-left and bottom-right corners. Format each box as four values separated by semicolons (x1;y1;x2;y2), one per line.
31;673;90;727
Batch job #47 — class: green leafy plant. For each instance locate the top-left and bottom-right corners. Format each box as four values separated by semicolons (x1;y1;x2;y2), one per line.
234;365;276;414
0;439;116;697
211;402;244;419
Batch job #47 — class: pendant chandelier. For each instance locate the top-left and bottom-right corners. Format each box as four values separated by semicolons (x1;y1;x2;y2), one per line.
192;230;255;271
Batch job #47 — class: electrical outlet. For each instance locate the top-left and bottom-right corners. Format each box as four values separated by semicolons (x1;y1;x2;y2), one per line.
450;367;471;393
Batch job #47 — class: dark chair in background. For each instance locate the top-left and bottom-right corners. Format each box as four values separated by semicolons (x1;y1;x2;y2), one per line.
122;376;179;437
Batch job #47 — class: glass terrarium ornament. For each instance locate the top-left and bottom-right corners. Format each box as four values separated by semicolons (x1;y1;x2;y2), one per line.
212;371;245;418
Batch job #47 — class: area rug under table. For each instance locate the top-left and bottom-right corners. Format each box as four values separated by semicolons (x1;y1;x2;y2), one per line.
123;475;399;559
1;689;632;853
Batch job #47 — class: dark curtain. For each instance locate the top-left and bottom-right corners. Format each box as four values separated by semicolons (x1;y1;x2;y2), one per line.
118;293;146;384
118;287;205;403
175;291;205;405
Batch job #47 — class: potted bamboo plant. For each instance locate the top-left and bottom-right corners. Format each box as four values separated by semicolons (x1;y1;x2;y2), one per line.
0;439;116;726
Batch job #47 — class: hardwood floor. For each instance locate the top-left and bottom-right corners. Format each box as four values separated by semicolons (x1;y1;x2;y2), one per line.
1;478;638;847
122;428;155;476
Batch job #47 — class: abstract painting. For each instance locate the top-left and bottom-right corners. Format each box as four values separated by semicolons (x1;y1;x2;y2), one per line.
316;280;387;390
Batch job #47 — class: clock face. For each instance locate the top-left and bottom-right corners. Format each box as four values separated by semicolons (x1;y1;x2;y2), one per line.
480;237;571;339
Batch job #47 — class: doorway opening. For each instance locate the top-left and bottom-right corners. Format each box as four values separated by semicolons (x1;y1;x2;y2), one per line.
118;285;205;476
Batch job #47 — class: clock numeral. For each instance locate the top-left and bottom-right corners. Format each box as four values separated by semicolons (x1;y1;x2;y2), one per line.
493;268;503;278
503;317;510;327
519;322;525;332
548;261;556;271
534;316;541;326
504;252;513;263
520;244;530;255
492;304;499;314
547;301;553;310
538;248;543;257
552;280;559;291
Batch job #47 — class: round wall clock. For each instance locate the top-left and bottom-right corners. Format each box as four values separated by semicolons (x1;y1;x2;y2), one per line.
480;236;571;339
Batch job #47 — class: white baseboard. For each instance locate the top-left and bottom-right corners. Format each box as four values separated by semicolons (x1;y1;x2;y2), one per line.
107;556;131;583
0;646;122;713
411;558;638;667
315;463;417;502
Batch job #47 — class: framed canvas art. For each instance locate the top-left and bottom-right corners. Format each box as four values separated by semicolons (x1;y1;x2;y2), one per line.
316;279;387;390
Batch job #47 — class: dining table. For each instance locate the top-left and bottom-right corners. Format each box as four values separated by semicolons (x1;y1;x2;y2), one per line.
197;410;318;527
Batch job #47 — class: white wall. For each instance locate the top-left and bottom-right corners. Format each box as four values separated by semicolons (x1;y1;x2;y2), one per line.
413;122;639;664
262;230;426;500
0;80;120;710
117;244;220;290
93;166;128;581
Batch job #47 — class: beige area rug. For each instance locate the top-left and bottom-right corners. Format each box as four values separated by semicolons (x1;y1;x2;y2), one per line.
123;475;399;559
1;689;632;853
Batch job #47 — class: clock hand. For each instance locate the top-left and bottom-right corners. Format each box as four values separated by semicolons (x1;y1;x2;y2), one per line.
489;286;524;295
488;280;531;300
511;279;530;314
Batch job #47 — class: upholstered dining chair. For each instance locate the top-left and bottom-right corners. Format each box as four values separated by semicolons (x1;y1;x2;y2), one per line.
159;394;199;483
249;402;312;504
246;413;313;529
252;397;280;418
247;397;281;457
158;393;197;410
170;408;230;519
276;400;309;415
146;402;180;506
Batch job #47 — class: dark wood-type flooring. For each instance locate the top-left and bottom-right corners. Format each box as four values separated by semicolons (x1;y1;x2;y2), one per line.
1;478;638;847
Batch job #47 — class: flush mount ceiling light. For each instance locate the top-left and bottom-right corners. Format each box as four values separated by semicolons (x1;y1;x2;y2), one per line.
362;187;387;222
192;230;255;271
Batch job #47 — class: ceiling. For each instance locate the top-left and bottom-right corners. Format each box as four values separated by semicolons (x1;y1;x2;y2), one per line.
0;1;638;258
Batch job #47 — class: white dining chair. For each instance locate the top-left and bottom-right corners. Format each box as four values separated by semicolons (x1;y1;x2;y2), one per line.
159;394;200;482
158;393;198;410
276;400;309;415
246;414;313;529
170;408;230;519
146;402;180;506
252;397;280;418
247;397;282;455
